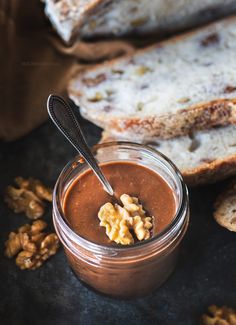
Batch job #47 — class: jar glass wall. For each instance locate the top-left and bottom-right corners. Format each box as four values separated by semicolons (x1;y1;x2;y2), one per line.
53;142;189;298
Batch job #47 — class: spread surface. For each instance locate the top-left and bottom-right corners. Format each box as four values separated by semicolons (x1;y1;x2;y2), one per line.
63;162;176;245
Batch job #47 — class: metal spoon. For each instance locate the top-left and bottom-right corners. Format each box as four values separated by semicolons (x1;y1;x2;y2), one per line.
47;94;114;196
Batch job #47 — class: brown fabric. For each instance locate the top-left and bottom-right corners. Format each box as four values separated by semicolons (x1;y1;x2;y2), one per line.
0;0;134;142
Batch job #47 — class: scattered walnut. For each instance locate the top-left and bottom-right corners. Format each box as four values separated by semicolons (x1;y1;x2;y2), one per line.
15;177;52;202
82;73;106;87
88;92;104;102
4;232;22;258
16;251;37;270
5;220;59;270
40;233;59;256
4;177;52;219
135;66;152;76
31;219;47;234
98;194;153;245
5;186;44;219
202;305;236;325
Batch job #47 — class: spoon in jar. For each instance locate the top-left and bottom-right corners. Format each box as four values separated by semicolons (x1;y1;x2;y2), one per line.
47;94;114;196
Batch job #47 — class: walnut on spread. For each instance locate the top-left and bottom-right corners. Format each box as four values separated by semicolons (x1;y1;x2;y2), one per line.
202;305;236;325
4;220;59;270
4;177;52;219
98;194;153;245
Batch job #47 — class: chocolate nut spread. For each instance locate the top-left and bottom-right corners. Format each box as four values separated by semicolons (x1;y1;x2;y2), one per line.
63;162;176;245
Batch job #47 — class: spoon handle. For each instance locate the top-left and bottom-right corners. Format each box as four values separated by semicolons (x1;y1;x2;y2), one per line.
47;94;114;196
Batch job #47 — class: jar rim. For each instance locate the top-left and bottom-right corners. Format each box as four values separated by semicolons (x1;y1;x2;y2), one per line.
53;141;189;254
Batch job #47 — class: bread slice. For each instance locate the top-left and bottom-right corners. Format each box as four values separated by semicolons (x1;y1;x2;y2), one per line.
214;180;236;231
44;0;236;42
69;16;236;141
100;125;236;186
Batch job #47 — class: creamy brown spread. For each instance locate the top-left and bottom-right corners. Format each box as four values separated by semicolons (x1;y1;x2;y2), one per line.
63;162;176;245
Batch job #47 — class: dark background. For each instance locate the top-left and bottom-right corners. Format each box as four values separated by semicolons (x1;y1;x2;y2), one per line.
0;116;236;325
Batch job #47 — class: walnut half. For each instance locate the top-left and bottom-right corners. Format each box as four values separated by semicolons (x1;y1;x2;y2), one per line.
98;194;153;245
4;177;52;219
5;220;59;270
202;305;236;325
98;202;134;245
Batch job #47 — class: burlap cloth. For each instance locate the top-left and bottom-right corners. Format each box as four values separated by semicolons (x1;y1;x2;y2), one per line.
0;0;134;141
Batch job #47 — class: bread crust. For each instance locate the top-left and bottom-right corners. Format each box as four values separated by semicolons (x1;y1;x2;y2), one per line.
213;179;236;231
184;154;236;186
100;99;236;140
69;16;236;139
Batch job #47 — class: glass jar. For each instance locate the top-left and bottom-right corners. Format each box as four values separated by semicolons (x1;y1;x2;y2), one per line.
53;142;189;298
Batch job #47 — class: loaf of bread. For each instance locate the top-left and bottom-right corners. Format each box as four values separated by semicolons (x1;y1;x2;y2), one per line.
69;16;236;141
44;0;236;43
101;125;236;186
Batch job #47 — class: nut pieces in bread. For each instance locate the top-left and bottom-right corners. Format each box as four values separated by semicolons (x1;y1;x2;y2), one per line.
69;17;236;141
44;0;236;42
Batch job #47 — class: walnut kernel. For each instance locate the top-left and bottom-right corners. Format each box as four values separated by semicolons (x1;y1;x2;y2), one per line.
15;177;52;202
4;232;22;258
202;305;236;325
4;177;52;219
98;194;153;245
5;220;59;270
98;202;134;245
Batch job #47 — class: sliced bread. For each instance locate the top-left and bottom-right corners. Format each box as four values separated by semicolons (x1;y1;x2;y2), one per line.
100;125;236;186
214;180;236;231
69;16;236;141
44;0;236;42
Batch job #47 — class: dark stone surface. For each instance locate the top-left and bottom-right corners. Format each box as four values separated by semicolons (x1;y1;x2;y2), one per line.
0;117;236;325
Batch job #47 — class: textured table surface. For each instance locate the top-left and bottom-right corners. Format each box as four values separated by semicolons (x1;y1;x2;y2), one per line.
0;116;236;325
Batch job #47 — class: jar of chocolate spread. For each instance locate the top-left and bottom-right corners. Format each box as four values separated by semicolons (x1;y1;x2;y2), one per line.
53;142;189;298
